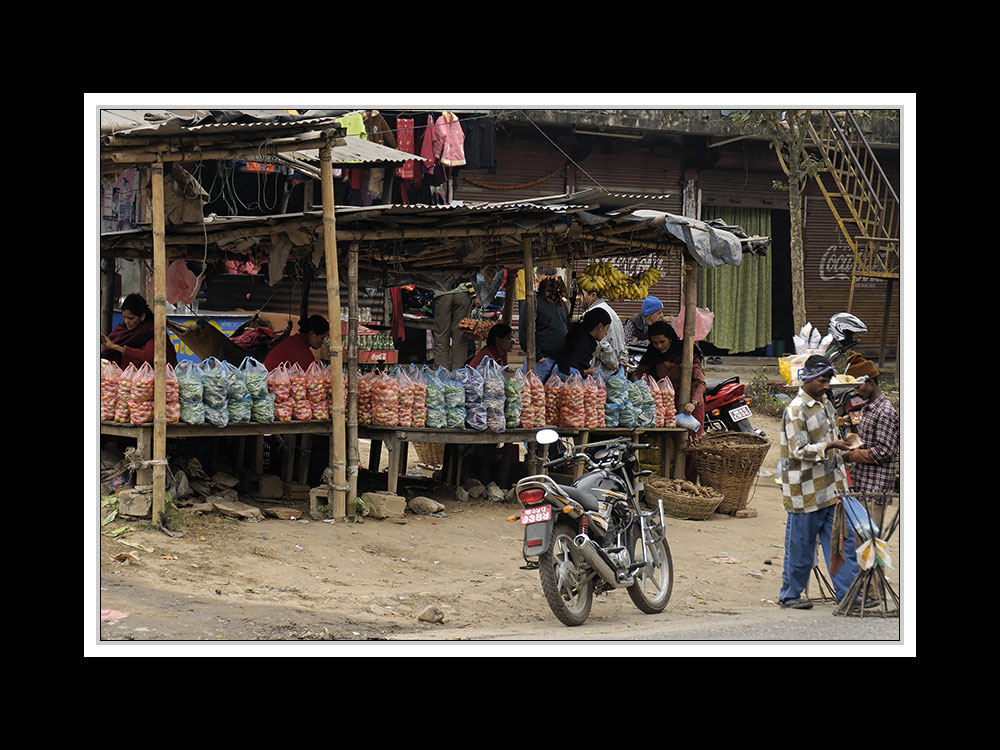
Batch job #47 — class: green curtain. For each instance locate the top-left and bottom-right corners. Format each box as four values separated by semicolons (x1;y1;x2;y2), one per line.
697;207;772;353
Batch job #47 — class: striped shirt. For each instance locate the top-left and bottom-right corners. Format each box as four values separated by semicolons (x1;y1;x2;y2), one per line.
849;393;900;495
778;388;848;513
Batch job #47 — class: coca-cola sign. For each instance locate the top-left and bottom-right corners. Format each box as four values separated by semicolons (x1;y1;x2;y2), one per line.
818;244;881;289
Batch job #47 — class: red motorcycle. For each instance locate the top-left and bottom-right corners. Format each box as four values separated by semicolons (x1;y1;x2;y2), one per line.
703;377;766;436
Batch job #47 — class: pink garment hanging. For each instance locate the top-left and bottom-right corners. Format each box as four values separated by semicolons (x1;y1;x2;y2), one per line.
432;112;466;167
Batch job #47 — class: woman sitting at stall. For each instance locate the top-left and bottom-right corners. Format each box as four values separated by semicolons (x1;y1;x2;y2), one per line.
264;314;329;371
555;306;612;377
468;323;515;368
101;293;178;368
629;320;706;433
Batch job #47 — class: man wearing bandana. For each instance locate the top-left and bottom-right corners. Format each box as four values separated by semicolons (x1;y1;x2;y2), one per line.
777;355;860;609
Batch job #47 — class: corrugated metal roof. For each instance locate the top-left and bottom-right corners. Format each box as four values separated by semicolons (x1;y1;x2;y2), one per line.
284;137;429;172
100;109;341;139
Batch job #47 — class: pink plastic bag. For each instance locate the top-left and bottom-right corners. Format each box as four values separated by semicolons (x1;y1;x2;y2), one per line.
560;372;586;428
101;361;122;422
165;260;202;305
671;305;715;341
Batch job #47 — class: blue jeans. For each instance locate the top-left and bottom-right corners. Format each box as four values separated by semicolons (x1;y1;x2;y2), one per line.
779;504;859;603
531;357;559;382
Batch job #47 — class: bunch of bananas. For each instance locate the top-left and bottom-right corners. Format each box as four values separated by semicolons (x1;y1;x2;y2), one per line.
576;262;660;301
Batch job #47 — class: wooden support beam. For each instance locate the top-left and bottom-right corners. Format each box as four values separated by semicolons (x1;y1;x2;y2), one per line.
347;241;360;517
321;141;347;519
151;161;168;523
673;252;699;479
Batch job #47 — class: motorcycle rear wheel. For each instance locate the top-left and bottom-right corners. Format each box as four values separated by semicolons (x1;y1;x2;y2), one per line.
539;521;594;626
627;524;673;614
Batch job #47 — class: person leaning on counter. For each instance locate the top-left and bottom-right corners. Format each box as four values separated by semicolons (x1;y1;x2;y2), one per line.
101;293;178;368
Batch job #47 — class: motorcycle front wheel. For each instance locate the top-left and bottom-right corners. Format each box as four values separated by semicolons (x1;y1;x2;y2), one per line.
539;521;594;626
627;522;673;614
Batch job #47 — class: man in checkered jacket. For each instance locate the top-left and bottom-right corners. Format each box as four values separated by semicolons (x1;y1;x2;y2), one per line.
776;355;859;610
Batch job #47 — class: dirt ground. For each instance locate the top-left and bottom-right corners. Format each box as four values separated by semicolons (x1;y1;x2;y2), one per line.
90;364;905;651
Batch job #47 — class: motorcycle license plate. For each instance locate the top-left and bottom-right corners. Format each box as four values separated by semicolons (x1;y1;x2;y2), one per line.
520;504;552;525
728;404;752;422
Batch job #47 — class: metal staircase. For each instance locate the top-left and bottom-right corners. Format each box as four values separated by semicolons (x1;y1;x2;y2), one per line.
804;110;900;310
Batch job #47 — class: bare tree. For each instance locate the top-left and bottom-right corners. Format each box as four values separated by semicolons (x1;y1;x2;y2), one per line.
728;109;827;333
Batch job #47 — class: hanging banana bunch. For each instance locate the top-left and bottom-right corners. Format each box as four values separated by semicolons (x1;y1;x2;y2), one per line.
576;262;661;301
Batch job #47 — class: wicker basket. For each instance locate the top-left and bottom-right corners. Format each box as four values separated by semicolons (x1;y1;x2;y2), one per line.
644;476;725;521
413;442;445;466
689;432;771;515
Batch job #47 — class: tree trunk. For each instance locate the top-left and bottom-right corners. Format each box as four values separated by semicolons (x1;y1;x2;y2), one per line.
788;176;808;334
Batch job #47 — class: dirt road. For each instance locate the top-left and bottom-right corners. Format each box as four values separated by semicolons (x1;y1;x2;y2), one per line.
90;367;909;654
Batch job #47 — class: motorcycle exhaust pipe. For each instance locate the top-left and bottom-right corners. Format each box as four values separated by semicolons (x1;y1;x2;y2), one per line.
573;534;623;588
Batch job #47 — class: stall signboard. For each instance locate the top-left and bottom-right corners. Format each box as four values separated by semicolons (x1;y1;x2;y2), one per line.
111;312;252;364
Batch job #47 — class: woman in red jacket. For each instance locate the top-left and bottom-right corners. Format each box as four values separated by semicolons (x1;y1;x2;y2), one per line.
101;294;178;368
264;315;329;371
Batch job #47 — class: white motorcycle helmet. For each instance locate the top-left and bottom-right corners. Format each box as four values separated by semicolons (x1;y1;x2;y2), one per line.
828;312;867;342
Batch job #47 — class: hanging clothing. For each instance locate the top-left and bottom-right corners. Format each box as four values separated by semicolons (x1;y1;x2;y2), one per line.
335;112;367;139
363;110;396;148
433;112;466;167
394;117;417;181
462;116;498;171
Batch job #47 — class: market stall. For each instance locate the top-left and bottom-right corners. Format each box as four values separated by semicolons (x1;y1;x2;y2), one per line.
99;111;770;522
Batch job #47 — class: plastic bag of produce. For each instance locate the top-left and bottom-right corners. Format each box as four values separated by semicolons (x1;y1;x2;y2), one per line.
603;366;629;406
358;370;374;425
165;363;180;424
630;379;657;427
544;371;564;426
293;398;313;421
101;360;121;422
251;392;275;423
445;406;466;429
454;364;484;404
479;357;506;400
310;399;329;421
372;370;400;427
466;401;488;431
305;361;329;405
128;362;155;425
175;361;204;405
267;363;291;402
441;368;466;409
504;368;524;428
205;400;229;428
605;402;621;428
657;376;677;427
223;360;250;401
644;375;664;427
180;398;205;425
584;374;606;429
423;365;445;410
394;367;414;428
228;394;252;423
560;370;586;428
618;401;637;428
426;405;447;428
408;367;427;428
241;356;269;399
521;369;546;428
200;357;229;408
287;363;308;402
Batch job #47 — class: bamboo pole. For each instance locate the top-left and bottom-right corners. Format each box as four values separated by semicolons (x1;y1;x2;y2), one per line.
151;162;168;522
321;141;347;518
522;235;536;372
673;252;699;479
347;242;360;515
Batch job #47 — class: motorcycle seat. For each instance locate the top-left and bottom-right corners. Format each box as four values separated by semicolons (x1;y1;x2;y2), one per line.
554;484;603;512
705;376;740;395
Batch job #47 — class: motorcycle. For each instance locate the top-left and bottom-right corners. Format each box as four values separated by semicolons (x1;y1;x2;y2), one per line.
703;377;766;437
512;429;673;626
